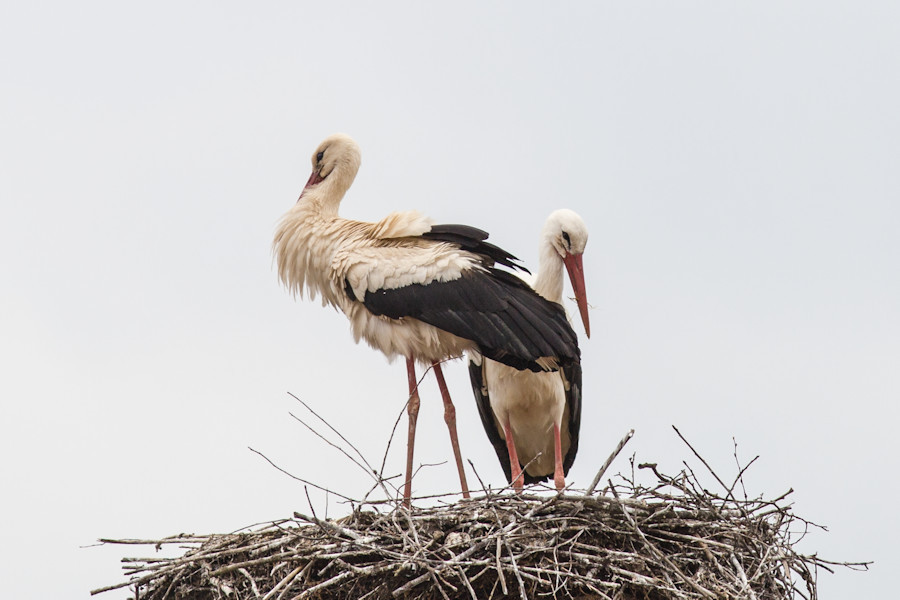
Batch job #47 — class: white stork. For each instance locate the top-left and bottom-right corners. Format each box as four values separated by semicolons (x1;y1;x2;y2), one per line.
468;209;589;492
273;134;581;505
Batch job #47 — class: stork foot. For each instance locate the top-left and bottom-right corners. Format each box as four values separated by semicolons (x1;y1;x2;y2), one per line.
554;472;565;491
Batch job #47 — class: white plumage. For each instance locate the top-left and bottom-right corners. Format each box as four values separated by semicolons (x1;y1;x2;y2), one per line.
470;209;590;491
277;207;478;361
274;134;581;504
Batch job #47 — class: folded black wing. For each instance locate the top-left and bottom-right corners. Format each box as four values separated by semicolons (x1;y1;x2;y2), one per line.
358;267;579;372
422;224;527;273
561;360;582;477
468;357;514;484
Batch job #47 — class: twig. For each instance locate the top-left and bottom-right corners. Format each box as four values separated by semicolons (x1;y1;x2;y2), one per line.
672;425;743;510
247;447;355;502
586;428;635;495
609;479;718;599
262;565;303;600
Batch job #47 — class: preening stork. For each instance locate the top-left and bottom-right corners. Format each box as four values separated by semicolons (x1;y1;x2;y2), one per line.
273;134;581;505
469;209;590;492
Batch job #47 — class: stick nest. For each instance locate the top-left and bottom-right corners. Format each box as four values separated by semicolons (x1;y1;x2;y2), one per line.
93;458;859;600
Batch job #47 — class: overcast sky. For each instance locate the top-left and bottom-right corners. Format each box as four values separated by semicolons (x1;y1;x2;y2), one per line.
1;2;897;598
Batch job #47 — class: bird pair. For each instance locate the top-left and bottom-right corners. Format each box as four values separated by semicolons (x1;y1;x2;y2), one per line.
274;134;590;505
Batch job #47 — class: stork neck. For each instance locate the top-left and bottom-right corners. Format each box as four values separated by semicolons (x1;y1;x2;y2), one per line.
533;243;565;303
299;182;343;218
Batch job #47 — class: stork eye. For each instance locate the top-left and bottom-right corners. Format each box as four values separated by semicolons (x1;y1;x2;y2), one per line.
561;231;571;247
316;151;325;162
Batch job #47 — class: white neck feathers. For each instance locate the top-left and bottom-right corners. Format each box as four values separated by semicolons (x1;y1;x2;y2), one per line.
533;239;566;303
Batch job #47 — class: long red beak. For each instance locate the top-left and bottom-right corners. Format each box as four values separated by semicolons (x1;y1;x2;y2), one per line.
298;170;324;200
563;252;590;338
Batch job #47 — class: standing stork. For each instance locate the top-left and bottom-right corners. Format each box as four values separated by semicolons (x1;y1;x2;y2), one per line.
273;134;581;505
469;209;590;492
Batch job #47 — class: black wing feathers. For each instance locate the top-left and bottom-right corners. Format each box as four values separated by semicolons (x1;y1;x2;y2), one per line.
361;268;579;372
423;223;489;242
423;224;527;273
353;223;579;371
562;361;582;476
469;359;514;484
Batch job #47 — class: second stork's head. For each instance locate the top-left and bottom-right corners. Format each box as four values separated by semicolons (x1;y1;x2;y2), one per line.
542;209;590;338
299;133;362;208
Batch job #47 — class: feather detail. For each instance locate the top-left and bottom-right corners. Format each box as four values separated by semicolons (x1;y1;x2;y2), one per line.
370;210;433;239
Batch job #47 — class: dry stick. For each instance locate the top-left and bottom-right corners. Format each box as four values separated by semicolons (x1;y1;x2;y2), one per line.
288;392;375;474
303;485;321;542
672;425;743;509
457;566;479;600
208;550;315;577
293;569;358;600
160;567;183;600
431;570;453;600
288;411;387;494
586;429;635;495
293;512;361;541
490;506;527;600
513;565;616;597
813;557;871;570
96;536;208;545
730;554;760;600
397;504;426;560
392;539;491;597
469;460;508;595
248;447;356;502
262;565;304;600
730;437;758;501
90;568;171;595
94;541;234;596
238;567;262;599
392;495;561;598
288;393;400;503
494;536;509;596
467;459;494;498
608;479;718;600
357;588;382;600
105;537;250;580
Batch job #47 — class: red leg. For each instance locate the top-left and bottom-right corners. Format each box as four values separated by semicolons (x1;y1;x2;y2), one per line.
404;357;421;507
502;419;524;493
553;422;566;491
432;361;470;499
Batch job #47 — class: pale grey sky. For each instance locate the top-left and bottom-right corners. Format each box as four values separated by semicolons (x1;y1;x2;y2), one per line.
1;2;897;597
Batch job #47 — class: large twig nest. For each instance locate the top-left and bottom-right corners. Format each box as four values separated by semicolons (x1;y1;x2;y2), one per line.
92;448;864;600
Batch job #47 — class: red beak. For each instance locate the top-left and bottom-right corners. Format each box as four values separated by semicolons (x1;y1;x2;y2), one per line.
563;252;590;338
298;169;324;200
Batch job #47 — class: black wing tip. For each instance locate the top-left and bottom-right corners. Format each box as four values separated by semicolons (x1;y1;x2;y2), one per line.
523;472;551;485
427;223;489;240
423;224;527;273
563;361;582;475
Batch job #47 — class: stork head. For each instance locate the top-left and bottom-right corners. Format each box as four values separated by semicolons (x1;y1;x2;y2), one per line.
543;209;590;338
299;133;362;203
